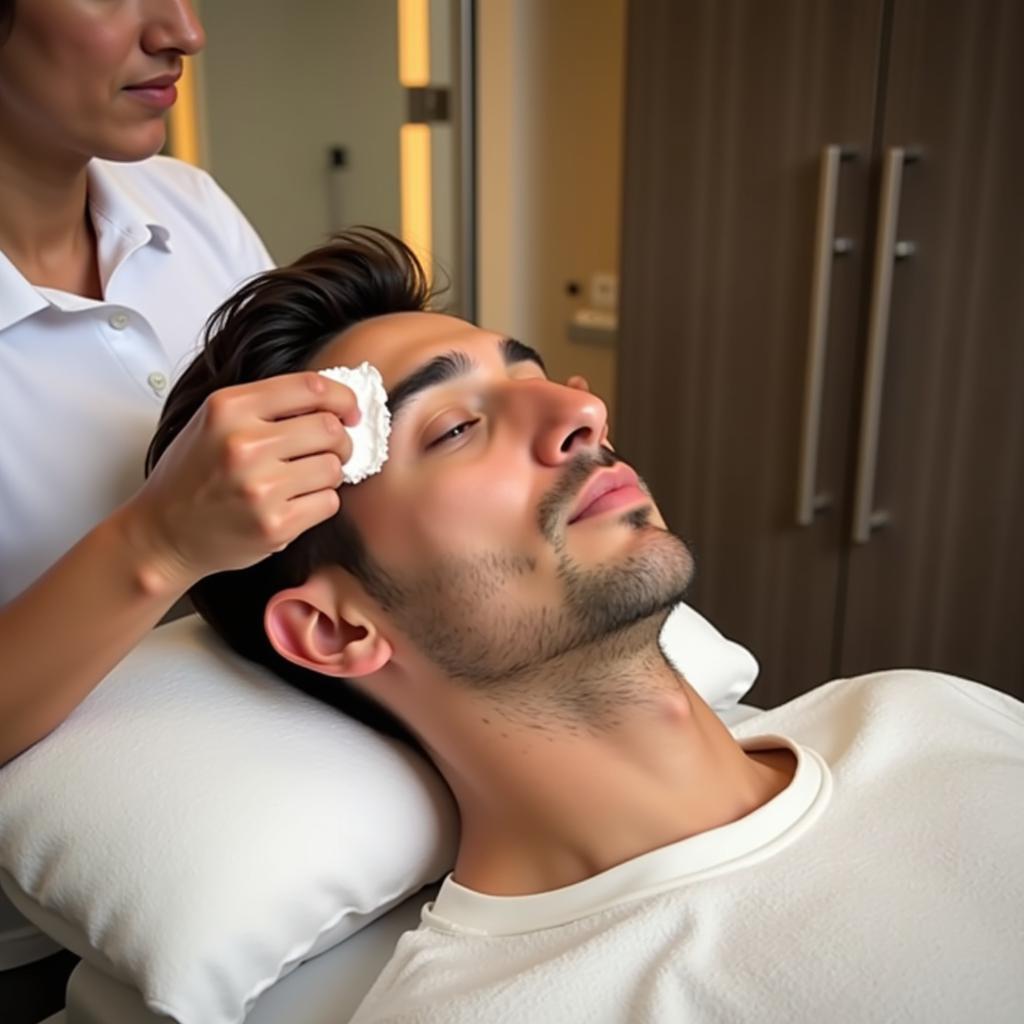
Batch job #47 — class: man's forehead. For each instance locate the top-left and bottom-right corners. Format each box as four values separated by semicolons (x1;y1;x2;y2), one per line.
309;311;501;385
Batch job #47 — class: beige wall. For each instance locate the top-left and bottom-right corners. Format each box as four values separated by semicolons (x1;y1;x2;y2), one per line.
477;0;625;422
199;0;404;264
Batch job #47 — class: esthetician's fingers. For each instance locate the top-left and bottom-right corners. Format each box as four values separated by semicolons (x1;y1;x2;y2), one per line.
283;452;347;500
240;371;362;428
128;373;359;589
249;456;346;549
280;488;343;539
264;409;355;467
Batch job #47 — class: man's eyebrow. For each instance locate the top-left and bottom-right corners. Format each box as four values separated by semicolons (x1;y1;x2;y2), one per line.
502;337;546;373
386;338;547;423
387;351;473;423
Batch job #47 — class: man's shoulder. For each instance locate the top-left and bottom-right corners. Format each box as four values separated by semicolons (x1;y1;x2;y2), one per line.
735;669;1024;759
803;669;1020;721
349;924;474;1024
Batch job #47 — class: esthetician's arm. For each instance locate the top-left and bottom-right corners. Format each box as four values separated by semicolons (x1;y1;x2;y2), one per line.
0;373;357;766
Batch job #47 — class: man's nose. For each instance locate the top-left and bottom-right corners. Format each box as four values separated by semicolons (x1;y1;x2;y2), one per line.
523;379;609;466
142;0;206;57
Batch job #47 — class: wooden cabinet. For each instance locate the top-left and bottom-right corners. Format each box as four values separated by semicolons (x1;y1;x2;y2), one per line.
616;0;1023;706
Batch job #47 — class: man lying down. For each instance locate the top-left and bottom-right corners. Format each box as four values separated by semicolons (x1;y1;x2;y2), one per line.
146;228;1024;1023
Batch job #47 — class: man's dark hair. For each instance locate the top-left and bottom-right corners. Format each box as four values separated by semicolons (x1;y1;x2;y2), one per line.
146;227;435;745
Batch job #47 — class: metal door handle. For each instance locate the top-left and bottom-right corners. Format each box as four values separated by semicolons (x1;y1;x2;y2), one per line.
851;147;915;543
796;145;854;526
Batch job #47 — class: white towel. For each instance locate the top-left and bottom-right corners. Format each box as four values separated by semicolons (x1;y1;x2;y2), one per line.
319;362;391;484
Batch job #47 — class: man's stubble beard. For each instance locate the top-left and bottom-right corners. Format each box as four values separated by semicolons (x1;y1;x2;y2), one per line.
369;449;695;722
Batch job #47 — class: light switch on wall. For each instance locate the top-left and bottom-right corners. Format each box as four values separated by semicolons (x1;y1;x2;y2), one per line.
590;272;619;311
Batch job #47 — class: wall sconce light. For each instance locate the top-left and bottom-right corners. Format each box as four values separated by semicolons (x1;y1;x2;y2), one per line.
166;57;202;166
398;0;434;279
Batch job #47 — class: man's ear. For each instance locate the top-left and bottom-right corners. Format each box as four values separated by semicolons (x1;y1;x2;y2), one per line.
264;572;392;679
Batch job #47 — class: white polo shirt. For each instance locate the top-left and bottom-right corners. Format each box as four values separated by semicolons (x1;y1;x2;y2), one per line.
0;155;273;966
0;155;273;605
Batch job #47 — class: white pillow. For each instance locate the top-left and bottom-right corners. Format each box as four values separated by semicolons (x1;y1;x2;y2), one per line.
660;601;759;708
0;615;457;1024
0;605;755;1024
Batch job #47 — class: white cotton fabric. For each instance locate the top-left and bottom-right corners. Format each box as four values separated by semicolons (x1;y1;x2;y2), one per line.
658;601;759;712
319;363;391;483
350;671;1024;1023
0;155;273;608
0;601;756;1021
0;615;458;1024
0;154;273;968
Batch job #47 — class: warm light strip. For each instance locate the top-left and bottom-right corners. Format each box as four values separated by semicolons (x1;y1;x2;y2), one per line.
398;0;430;87
400;123;433;280
167;57;201;165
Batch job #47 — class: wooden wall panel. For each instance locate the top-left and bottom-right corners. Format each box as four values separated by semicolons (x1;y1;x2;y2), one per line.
617;0;885;705
840;0;1024;697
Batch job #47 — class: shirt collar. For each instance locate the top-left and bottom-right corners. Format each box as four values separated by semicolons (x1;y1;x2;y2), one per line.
87;159;172;252
425;736;831;936
0;251;49;334
0;160;173;335
87;160;172;298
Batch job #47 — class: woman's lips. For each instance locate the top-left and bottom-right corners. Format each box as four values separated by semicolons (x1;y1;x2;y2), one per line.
123;83;179;110
123;73;180;110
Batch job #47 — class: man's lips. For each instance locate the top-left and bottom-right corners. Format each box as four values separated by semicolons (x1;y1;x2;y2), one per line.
568;464;646;524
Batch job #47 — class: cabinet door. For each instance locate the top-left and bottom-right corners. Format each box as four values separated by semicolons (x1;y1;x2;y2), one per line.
839;0;1024;698
617;0;885;706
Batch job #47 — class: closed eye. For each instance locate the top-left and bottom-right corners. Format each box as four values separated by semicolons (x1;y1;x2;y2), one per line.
426;418;480;449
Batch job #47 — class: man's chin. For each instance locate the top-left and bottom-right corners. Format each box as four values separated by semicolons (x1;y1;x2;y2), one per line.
565;526;694;641
613;506;691;575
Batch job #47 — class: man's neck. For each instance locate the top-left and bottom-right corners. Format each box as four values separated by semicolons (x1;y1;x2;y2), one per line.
421;626;794;897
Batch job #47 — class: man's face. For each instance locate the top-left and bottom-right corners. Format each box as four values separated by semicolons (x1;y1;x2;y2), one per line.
310;312;694;686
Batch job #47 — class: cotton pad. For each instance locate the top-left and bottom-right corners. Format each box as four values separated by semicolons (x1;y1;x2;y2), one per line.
318;362;391;484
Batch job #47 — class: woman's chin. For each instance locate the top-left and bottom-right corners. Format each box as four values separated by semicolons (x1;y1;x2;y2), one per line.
92;122;169;164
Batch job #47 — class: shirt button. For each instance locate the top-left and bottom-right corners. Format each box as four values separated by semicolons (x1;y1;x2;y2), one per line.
109;313;129;330
147;372;168;394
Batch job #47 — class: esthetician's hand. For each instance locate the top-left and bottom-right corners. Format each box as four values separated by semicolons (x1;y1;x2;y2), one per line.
123;372;359;592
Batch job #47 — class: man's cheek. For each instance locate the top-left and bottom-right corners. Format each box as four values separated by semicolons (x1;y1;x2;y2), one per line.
415;472;529;543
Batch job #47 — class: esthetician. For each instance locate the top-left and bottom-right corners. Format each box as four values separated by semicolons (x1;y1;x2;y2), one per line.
0;0;358;973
